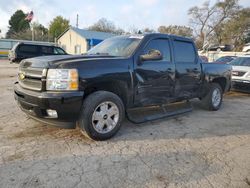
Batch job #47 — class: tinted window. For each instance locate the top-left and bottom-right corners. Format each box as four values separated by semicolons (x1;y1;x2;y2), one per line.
143;39;171;61
173;41;196;63
41;46;53;55
54;47;66;54
19;45;38;53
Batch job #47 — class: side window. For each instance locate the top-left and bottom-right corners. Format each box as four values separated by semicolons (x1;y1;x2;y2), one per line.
173;41;196;63
143;39;171;62
19;45;38;53
54;47;66;55
41;46;53;55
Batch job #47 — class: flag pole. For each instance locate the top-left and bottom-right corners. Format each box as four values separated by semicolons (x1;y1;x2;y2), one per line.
31;24;34;41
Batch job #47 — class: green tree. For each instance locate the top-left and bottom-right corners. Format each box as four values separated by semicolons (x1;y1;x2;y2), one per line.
49;16;69;40
6;10;30;38
88;18;125;35
158;25;193;37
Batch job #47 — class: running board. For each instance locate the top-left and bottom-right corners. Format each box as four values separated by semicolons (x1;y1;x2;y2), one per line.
126;101;192;124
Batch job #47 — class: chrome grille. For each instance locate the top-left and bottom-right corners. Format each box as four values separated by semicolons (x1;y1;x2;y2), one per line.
18;67;46;91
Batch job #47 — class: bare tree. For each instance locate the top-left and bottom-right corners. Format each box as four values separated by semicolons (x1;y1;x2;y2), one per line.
88;18;125;35
158;25;193;37
188;0;239;49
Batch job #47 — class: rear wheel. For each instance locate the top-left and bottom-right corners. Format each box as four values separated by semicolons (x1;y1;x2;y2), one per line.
201;83;223;111
79;91;125;140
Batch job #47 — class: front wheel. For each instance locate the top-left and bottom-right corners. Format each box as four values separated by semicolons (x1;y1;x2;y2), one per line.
201;83;223;111
79;91;125;140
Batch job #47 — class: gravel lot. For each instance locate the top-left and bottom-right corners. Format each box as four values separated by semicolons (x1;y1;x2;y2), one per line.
0;59;250;188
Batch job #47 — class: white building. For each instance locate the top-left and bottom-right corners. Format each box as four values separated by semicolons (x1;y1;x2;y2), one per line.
57;27;116;55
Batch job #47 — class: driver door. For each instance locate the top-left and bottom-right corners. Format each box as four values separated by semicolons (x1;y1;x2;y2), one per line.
134;38;175;106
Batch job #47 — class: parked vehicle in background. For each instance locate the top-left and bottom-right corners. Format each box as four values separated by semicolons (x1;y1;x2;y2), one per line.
199;55;208;63
230;56;250;91
242;43;250;52
207;44;234;52
14;33;232;140
214;56;237;64
8;42;67;63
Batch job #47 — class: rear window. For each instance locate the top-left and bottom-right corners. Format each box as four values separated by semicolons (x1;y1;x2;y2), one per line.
173;41;196;63
19;45;38;53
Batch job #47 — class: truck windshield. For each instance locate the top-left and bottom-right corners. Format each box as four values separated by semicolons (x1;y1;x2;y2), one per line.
230;57;250;67
87;37;142;57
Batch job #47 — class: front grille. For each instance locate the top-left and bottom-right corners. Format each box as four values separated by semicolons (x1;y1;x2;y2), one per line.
232;71;246;77
18;67;46;91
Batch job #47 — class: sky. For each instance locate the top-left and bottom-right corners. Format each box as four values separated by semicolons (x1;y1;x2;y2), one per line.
0;0;250;37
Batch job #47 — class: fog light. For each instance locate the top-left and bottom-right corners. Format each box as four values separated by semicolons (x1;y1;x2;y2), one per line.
46;109;58;118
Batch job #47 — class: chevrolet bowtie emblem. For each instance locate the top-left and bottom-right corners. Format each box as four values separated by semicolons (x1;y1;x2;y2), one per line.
18;72;25;80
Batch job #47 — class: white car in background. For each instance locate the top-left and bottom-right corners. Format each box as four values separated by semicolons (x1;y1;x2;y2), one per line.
242;43;250;52
230;56;250;91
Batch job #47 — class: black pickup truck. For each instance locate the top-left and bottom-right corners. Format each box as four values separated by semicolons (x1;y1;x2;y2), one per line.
14;33;231;140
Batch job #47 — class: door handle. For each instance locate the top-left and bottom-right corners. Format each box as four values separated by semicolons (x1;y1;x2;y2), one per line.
193;68;200;73
167;68;173;73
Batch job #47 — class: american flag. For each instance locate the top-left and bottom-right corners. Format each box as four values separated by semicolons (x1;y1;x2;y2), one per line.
25;11;34;22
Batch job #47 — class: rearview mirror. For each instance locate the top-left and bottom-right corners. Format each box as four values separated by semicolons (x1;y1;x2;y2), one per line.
140;49;163;61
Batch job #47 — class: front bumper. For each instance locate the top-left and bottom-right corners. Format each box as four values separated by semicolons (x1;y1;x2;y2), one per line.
14;83;84;128
232;79;250;92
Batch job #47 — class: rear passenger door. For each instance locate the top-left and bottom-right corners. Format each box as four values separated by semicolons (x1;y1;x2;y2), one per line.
18;44;39;59
173;40;201;98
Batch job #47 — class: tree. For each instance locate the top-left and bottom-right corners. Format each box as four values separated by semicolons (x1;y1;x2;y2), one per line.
219;8;250;50
6;10;30;38
143;28;155;33
88;18;125;35
188;0;239;49
49;16;69;40
158;25;193;37
32;22;49;41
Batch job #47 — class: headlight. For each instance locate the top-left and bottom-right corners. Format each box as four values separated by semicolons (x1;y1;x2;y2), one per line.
46;69;78;91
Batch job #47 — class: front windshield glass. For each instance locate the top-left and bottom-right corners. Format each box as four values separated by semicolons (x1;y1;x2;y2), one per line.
230;57;250;67
87;36;142;57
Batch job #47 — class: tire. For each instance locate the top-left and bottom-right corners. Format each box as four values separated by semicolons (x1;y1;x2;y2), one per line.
79;91;125;140
201;83;223;111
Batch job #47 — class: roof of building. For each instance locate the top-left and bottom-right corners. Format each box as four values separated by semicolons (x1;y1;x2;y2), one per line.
57;27;116;40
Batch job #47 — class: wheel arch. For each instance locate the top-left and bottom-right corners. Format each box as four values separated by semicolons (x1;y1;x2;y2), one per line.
211;77;227;93
83;80;130;108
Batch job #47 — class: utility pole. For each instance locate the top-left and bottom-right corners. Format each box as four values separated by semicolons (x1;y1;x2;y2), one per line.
76;14;79;28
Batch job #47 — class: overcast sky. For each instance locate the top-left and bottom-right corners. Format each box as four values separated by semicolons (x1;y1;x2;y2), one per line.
0;0;249;37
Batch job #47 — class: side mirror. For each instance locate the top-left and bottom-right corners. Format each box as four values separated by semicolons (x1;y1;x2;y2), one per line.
140;49;163;62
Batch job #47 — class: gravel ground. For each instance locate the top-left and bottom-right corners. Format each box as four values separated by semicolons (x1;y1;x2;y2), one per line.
0;59;250;188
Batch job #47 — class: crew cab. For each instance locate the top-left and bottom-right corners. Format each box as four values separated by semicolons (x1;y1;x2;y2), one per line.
14;33;232;140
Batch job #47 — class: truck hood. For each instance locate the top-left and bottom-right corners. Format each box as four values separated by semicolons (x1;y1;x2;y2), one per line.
20;54;120;69
232;65;250;72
